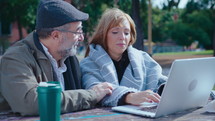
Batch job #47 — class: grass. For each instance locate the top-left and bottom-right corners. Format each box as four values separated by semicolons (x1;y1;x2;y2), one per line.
154;50;213;56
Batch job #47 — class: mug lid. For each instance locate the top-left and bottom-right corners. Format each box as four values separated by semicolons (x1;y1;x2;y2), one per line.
37;82;62;93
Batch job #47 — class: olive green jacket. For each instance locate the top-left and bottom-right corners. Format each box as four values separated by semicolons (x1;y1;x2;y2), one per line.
0;32;97;116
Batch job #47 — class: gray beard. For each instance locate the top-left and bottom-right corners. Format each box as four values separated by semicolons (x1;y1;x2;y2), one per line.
61;45;77;59
69;45;77;56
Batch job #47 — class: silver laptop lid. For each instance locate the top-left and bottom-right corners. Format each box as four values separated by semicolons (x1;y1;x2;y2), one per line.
155;57;215;117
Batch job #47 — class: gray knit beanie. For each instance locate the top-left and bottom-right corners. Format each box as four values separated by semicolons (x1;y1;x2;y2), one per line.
36;0;89;29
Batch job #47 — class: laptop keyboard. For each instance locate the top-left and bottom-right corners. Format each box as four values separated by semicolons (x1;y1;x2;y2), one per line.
139;106;157;113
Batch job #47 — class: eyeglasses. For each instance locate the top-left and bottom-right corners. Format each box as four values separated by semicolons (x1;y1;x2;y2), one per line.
54;29;84;36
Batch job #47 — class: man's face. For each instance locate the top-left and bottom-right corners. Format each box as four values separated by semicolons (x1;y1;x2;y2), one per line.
58;21;84;59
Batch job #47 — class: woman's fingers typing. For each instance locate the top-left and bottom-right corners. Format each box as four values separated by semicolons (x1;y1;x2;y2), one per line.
125;90;161;105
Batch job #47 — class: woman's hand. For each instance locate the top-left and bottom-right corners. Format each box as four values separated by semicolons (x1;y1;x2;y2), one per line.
125;90;160;106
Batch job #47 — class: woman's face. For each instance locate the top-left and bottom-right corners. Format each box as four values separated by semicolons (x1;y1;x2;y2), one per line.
107;19;131;60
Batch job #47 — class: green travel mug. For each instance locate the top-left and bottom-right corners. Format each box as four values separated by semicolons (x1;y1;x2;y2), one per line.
37;81;62;121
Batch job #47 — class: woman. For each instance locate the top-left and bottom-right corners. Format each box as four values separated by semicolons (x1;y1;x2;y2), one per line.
80;8;167;107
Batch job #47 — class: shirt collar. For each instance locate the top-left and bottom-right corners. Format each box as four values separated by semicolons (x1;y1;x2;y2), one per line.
40;42;67;70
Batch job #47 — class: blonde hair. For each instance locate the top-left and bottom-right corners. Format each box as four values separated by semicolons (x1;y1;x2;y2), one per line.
85;8;136;57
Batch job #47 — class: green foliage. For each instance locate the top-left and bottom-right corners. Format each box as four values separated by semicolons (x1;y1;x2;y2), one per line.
150;0;214;49
0;0;214;51
180;0;215;48
168;21;193;46
118;0;132;14
151;8;182;42
71;0;114;42
186;11;213;31
167;20;211;48
0;0;39;32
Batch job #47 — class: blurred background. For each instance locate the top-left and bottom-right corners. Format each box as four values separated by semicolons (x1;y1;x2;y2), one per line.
0;0;214;75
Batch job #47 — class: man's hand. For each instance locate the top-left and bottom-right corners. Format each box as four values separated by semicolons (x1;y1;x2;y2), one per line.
91;82;113;102
125;90;161;106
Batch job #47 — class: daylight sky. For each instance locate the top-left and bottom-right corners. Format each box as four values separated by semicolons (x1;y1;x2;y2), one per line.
153;0;189;8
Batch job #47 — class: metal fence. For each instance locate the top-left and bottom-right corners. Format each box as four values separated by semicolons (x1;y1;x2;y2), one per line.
144;45;184;54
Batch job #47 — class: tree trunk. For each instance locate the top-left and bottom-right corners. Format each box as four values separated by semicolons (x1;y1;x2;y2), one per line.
212;7;215;57
213;24;215;56
114;0;119;7
148;0;153;56
131;0;144;51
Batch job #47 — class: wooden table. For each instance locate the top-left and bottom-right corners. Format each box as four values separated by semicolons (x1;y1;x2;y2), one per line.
0;106;215;121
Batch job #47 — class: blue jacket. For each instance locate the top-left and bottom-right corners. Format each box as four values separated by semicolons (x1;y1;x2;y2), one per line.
80;44;167;106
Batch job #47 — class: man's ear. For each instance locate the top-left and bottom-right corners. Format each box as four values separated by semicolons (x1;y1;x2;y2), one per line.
51;30;62;40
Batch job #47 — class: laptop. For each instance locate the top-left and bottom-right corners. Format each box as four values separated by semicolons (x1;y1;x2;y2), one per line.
112;57;215;118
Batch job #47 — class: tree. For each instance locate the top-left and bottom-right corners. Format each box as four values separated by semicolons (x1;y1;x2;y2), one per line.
182;0;215;52
155;0;214;50
213;25;215;56
131;0;144;51
169;21;193;46
147;0;152;55
109;0;145;51
0;0;38;40
163;0;181;11
73;0;146;51
71;0;113;44
168;21;210;47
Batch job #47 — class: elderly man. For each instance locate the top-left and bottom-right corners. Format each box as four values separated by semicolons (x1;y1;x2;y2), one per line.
0;0;112;116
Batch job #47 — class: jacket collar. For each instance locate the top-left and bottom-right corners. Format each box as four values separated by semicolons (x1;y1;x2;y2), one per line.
23;31;48;60
23;31;56;82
